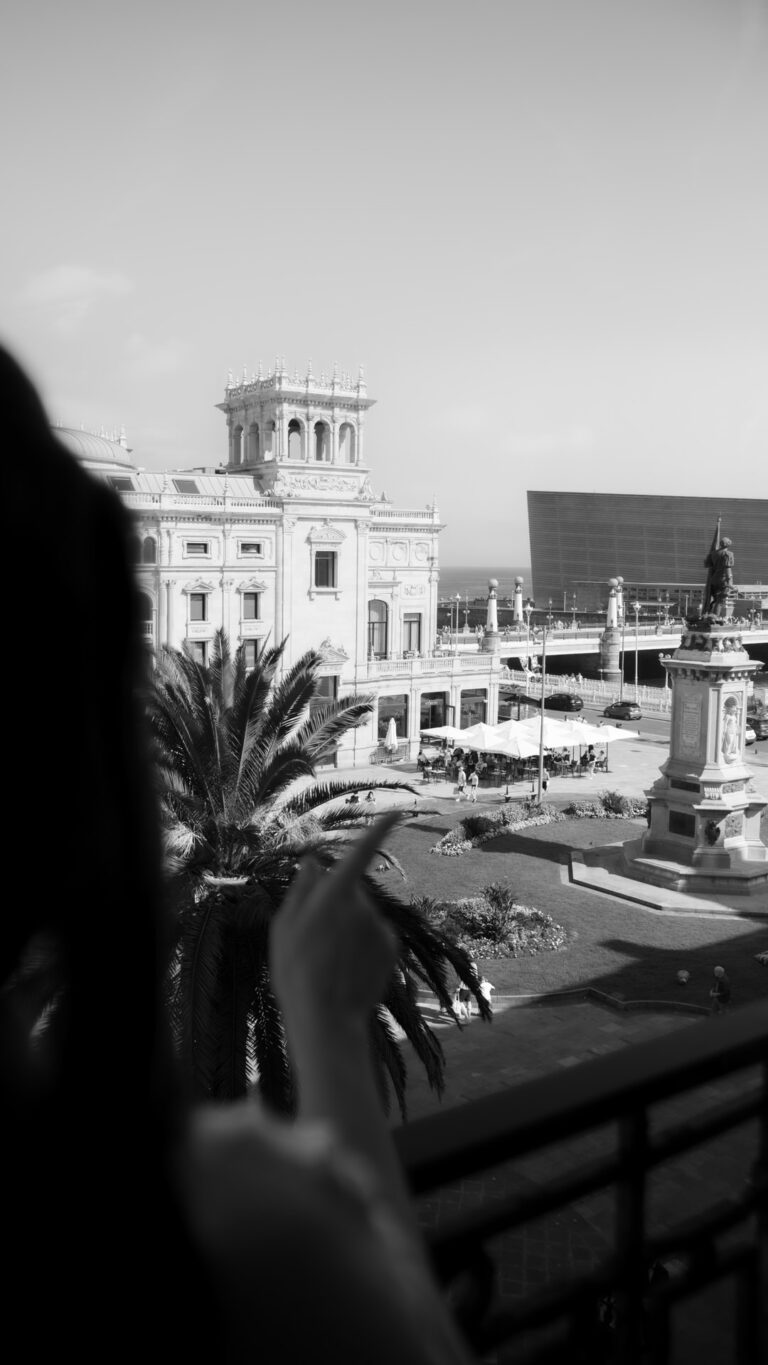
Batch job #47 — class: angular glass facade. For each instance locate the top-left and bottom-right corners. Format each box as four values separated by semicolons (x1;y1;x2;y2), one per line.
527;492;768;610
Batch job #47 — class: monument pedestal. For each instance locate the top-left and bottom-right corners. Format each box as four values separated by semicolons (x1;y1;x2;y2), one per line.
626;617;768;893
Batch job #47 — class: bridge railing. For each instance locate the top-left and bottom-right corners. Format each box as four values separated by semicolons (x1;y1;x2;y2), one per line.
501;669;673;713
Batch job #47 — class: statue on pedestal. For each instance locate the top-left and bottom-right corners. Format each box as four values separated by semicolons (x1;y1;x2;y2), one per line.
702;520;734;619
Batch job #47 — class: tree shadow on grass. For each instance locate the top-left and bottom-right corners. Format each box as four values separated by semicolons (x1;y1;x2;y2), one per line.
480;832;575;864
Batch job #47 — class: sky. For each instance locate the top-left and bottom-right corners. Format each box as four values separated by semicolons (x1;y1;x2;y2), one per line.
2;0;766;565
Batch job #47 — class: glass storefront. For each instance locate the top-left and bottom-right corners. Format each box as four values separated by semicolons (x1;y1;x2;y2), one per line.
378;693;408;740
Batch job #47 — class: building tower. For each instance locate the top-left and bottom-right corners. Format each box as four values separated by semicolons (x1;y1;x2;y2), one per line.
216;359;376;502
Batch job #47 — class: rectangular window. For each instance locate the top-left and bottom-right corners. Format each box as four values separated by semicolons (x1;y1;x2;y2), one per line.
239;541;263;556
188;640;207;665
310;674;339;715
241;640;260;670
314;550;337;589
108;476;135;491
190;593;207;621
173;478;199;494
185;541;210;556
403;613;422;653
243;592;261;620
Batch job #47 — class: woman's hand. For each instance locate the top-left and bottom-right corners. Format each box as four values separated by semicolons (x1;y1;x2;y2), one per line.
270;811;401;1038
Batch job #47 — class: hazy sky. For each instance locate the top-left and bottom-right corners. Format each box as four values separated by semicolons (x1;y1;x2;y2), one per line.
2;0;766;564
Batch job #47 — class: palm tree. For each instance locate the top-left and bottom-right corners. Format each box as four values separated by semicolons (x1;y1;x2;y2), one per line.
146;629;485;1117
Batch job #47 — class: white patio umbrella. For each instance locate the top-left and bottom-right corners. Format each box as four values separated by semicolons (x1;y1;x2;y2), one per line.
419;724;465;742
384;716;399;752
456;722;507;751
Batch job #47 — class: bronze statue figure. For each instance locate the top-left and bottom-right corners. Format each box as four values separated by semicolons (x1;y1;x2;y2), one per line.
702;518;734;619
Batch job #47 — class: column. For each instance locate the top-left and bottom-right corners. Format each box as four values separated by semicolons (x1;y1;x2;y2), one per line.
159;575;168;646
167;579;176;647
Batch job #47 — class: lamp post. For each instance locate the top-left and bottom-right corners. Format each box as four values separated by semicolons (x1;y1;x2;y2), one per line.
571;593;577;628
524;599;533;672
453;593;461;654
536;622;547;805
619;604;626;702
548;598;553;630
631;600;641;700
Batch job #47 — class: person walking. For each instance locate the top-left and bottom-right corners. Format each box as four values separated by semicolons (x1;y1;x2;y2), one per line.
478;974;495;1014
709;965;731;1014
467;769;479;803
455;764;467;802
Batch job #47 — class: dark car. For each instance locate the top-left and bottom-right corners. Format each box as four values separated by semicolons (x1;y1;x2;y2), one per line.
546;692;584;711
603;700;642;720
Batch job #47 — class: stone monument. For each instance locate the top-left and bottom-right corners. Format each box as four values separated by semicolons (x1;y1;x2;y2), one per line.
628;521;768;893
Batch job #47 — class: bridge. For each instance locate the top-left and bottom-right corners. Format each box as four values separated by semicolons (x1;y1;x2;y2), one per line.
439;623;768;660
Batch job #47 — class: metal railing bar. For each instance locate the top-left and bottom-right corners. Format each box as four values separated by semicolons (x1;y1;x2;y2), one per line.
396;1001;768;1192
614;1112;649;1363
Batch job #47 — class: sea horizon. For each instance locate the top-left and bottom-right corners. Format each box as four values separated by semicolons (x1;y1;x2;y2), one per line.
438;566;532;601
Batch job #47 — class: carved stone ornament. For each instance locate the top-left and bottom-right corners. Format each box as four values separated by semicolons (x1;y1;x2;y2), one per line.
306;520;347;545
236;578;268;593
181;579;215;594
402;583;426;596
317;637;349;664
282;474;360;493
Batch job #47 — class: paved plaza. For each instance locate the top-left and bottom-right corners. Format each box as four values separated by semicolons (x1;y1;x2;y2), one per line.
370;730;768;1363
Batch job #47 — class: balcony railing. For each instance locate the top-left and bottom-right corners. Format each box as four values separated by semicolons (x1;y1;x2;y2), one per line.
394;999;768;1363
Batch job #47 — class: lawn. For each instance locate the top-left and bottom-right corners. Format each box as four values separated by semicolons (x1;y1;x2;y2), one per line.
377;801;768;1014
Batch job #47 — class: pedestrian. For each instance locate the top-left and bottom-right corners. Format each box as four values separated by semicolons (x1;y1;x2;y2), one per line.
453;984;470;1022
541;771;549;795
709;965;731;1014
467;769;479;803
455;764;467;801
364;789;376;823
478;974;495;1013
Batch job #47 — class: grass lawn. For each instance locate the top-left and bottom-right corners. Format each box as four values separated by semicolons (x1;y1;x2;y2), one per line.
378;801;768;1014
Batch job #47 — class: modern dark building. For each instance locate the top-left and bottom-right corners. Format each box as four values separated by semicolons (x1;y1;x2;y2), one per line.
527;491;768;615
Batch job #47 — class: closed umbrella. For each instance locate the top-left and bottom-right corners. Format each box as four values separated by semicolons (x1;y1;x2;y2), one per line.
384;716;399;753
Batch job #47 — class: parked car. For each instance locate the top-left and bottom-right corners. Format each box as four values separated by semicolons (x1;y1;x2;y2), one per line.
546;692;584;712
745;724;756;746
747;712;768;740
603;700;643;721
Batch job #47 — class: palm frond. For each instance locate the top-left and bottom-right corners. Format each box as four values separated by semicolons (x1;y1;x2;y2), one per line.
370;1006;409;1120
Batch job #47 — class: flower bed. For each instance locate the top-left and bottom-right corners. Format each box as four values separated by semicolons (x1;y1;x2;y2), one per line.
414;882;566;959
562;789;649;820
430;800;566;856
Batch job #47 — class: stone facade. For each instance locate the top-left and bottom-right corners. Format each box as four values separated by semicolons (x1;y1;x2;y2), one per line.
55;366;505;766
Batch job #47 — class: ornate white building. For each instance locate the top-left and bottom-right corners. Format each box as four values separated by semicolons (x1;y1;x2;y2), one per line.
56;362;505;766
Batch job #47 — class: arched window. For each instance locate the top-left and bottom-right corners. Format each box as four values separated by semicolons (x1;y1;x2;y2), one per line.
338;422;356;463
288;418;304;460
142;536;157;564
247;422;260;462
263;420;276;460
368;599;388;659
232;424;243;465
314;421;330;462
